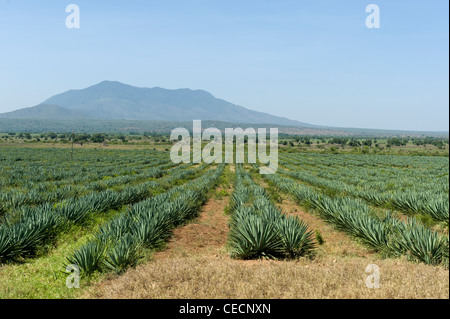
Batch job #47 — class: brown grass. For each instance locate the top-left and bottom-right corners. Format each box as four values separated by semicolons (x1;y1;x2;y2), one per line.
86;255;449;299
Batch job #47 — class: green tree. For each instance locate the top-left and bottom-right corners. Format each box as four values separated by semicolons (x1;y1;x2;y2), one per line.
91;133;106;143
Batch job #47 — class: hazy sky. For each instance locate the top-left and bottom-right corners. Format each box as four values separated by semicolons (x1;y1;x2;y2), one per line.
0;0;448;131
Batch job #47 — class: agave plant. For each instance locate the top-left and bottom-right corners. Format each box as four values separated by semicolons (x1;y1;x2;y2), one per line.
276;216;316;258
227;164;316;260
56;200;91;224
96;215;133;242
229;213;284;260
345;213;390;249
102;233;142;275
131;212;172;249
390;218;449;265
66;241;105;276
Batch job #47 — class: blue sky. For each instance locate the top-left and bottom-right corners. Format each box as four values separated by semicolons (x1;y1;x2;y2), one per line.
0;0;448;131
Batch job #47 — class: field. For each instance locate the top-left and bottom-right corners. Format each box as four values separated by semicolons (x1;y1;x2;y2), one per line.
0;143;448;299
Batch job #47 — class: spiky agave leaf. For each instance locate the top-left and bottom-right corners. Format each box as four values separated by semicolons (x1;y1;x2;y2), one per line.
345;213;391;250
56;200;91;224
66;241;105;276
96;214;133;242
229;214;283;260
392;218;449;265
0;202;6;216
276;216;316;258
131;211;172;249
102;234;142;275
0;226;12;261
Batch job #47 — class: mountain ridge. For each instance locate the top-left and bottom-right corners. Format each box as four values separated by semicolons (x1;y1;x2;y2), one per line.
25;80;312;126
2;81;447;135
0;104;91;120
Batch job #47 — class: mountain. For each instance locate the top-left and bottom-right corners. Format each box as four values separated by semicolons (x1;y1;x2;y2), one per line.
32;81;311;126
0;104;90;120
2;82;448;136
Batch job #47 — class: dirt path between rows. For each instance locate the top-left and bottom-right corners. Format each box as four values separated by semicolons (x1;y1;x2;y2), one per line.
152;189;230;260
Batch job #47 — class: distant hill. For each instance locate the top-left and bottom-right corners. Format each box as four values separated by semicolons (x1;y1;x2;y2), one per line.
1;81;448;137
32;80;312;126
0;104;90;120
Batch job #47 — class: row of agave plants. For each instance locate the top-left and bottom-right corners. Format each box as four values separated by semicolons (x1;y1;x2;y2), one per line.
0;163;203;263
279;158;449;222
279;152;449;195
280;152;449;175
0;158;176;216
0;161;193;223
0;148;170;188
279;153;449;222
266;173;449;266
227;164;316;260
279;165;449;222
0;164;168;217
66;164;225;275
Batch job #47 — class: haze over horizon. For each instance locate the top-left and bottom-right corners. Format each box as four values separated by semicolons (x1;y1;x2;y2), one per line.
0;0;448;131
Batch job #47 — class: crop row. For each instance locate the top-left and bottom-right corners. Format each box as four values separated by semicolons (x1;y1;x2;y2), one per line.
0;148;170;188
227;164;315;260
278;167;449;222
0;161;179;216
266;173;449;266
280;153;448;194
